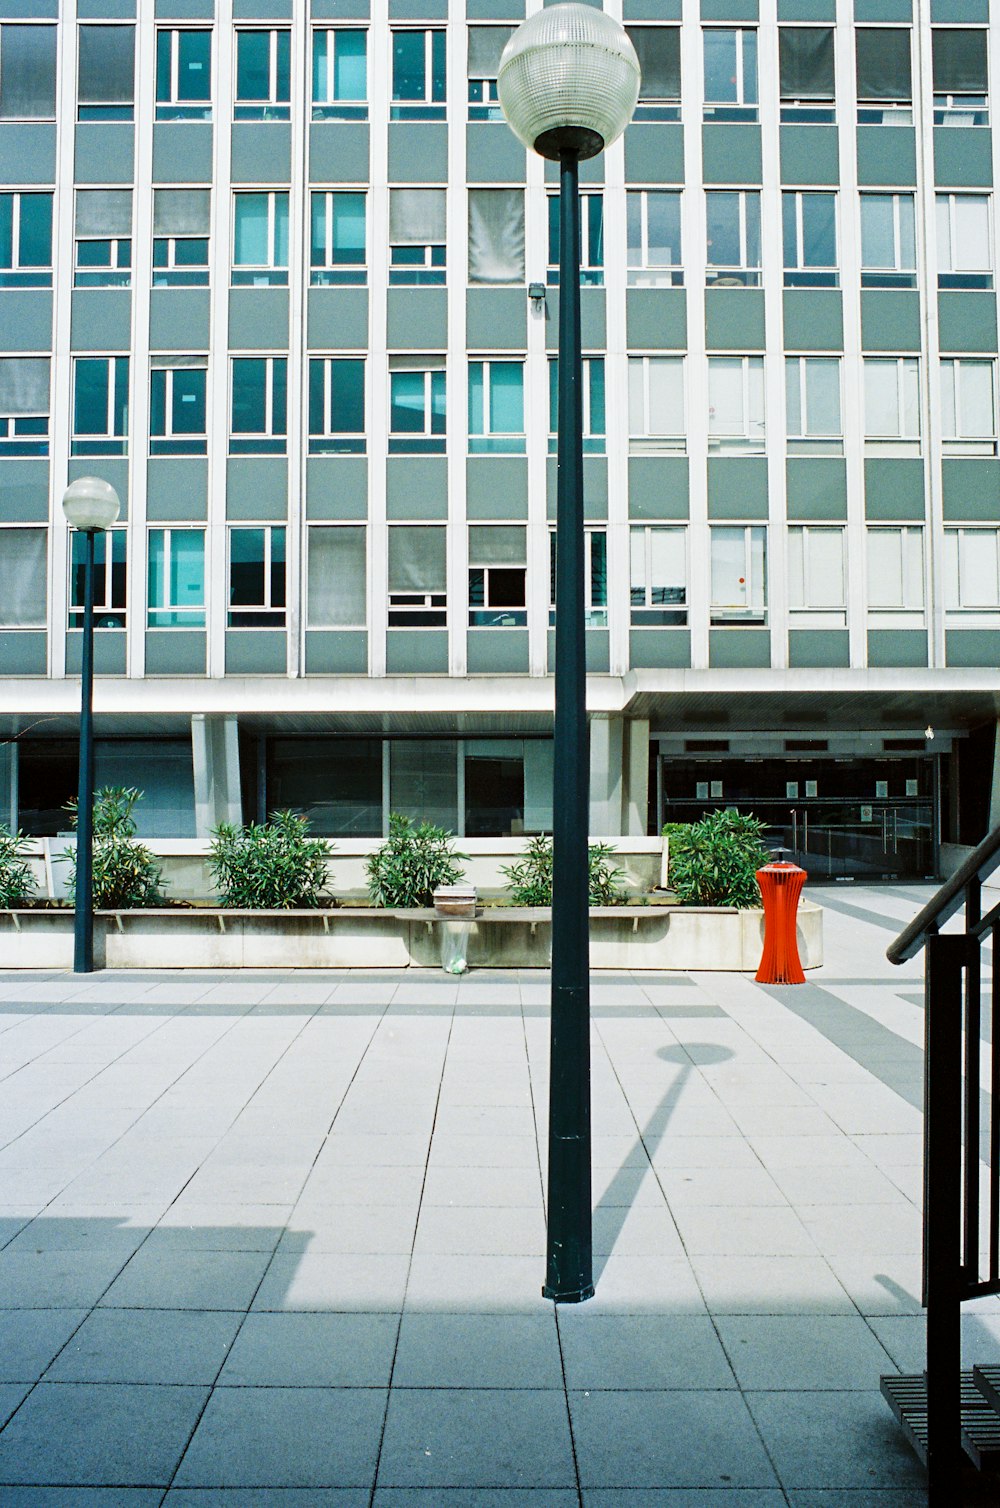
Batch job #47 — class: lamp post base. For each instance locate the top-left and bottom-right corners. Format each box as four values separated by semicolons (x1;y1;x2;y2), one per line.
542;1281;596;1303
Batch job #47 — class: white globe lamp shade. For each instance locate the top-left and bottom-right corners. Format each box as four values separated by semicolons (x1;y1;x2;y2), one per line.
61;476;120;533
498;4;640;161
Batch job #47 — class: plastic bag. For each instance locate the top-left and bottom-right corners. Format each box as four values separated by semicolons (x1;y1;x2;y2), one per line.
440;918;471;974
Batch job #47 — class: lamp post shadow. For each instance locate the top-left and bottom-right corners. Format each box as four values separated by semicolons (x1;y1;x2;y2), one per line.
592;1041;735;1283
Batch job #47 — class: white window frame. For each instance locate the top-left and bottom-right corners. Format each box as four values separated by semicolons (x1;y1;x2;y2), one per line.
626;189;683;287
549;526;609;628
68;526;127;629
547;191;604;286
944;526;1000;613
468;359;525;454
936;192;993;289
703;27;758;120
155;27;212;120
149;358;208;454
710;524;767;624
628;355;685;453
147;526;206;628
311;27;368;119
308;355;366;455
628;525;687;626
231;190;288;286
390;28;446;117
74;233;130;288
859;192;917;289
706;189;762;287
785;356;843;454
940;357;998;454
866;525;925;617
234;27;290;120
0;191;52;287
707;355;766;453
787;525;847;625
0;524;47;628
387;523;447;627
388;363;447;452
783;190;838;287
310;189;366;286
863;356;921;452
71;355;129;455
152;232;209;286
229;355;286;454
227;523;286;628
548;356;606;454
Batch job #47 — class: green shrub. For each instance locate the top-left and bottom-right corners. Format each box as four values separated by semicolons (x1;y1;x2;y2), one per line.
210;809;333;909
65;787;164;909
0;825;36;908
366;813;466;908
501;835;628;907
667;809;770;909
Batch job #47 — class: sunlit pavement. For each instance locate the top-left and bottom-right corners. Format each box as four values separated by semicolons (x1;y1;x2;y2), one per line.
0;883;994;1504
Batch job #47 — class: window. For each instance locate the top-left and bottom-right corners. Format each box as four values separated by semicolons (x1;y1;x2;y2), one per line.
933;28;988;125
233;191;288;286
710;525;767;623
155;28;211;121
69;529;126;629
863;357;920;451
937;194;992;289
706;190;761;287
703;28;757;121
708;356;765;453
468;27;511;121
389;188;445;285
308;357;365;454
0;25;57;120
469;526;527;627
548;193;603;286
153;189;210;287
628;356;684;453
785;357;842;454
388;525;446;626
150;356;207;456
782;192;837;287
235;29;290;120
312;29;367;120
72;357;128;456
0;358;49;457
787;526;846;622
626;190;682;287
855;28;911;124
78;25;135;121
468;188;524;284
0;192;52;287
311;191;366;285
867;526;924;612
74;190;131;288
228;526;286;628
779;27;835;121
469;361;524;454
389;358;446;454
148;528;205;628
629;526;686;626
550;528;608;628
944;528;1000;610
626;27;681;121
392;29;445;119
307;526;366;627
860;193;916;288
940;358;997;454
230;357;287;455
548;356;605;454
0;528;46;628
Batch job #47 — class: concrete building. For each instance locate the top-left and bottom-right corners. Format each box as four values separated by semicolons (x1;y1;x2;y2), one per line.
0;0;998;880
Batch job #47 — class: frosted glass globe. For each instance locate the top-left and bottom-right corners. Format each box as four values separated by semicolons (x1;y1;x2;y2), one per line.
62;476;120;532
498;4;640;161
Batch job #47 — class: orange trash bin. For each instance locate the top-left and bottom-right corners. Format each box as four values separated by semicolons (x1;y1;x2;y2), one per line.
755;861;807;984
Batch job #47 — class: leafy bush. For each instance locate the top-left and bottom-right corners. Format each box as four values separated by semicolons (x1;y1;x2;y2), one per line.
501;835;628;907
366;813;466;908
210;809;333;909
667;809;770;909
0;825;36;907
65;787;164;909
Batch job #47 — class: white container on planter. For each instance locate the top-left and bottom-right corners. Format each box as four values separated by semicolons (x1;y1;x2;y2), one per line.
432;885;477;919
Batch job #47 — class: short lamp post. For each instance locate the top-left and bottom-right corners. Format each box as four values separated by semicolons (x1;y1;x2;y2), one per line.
498;8;639;1303
62;477;120;974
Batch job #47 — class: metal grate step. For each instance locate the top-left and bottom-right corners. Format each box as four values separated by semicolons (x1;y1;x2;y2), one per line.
973;1364;1000;1417
881;1372;1000;1472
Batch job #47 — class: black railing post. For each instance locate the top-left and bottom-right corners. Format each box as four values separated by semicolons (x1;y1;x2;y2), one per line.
924;931;966;1498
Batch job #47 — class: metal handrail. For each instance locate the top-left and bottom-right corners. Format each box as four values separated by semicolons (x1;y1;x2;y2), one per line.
887;822;1000;964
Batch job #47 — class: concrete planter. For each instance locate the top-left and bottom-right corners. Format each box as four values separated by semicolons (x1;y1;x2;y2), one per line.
0;901;822;972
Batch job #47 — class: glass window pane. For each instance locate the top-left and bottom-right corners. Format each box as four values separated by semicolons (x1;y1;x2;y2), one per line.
868;530;902;605
170;530;204;606
648;358;683;433
0;25;57;118
148;530;166;608
711;527;747;605
232;359;266;432
236;30;270;100
645;191;680;266
468;363;484;434
856;27;910;101
960;361;995;435
809;529;844;605
335;30;366;100
865;360;899;435
588;360;605;434
74;359;109;434
171;368;206;434
708;358;744;434
780;27;835;97
953;196;990;270
704;29;736;102
932;28;988;93
393;30;424;99
489;363;522;434
177;29;211;102
78;24;134;104
801;194;836;266
861;195;895;267
807;358;841;434
0;193;11;267
627;26;680;99
19;193;52;267
234;194;269;265
308;526;366;626
329;360;364;432
468;187;524;283
708;192;740;267
0;528;46;626
391;371;425;431
333;193;365;259
311;30;328;100
961;530;999;605
786;360;803;434
230;528;265;604
782;195;797;267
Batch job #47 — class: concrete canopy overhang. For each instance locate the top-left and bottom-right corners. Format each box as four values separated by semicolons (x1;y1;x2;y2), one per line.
0;669;998;740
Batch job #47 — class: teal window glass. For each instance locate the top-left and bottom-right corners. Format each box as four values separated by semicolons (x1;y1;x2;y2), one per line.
72;357;128;454
308;358;365;453
156;28;211;119
0;24;57;120
389;368;446;451
549;357;605;452
860;193;916;289
70;529;126;628
468;362;524;453
335;30;366;99
148;528;206;627
703;27;757;119
310;191;365;284
231;357;286;453
0;191;52;286
150;364;207;454
782;192;837;287
391;29;445;117
233;192;288;284
548;193;603;285
229;525;285;626
177;29;210;100
312;29;367;118
627;189;683;286
235;29;290;118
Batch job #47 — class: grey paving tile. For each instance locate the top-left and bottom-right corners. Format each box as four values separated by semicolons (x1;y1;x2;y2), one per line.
557;1313;736;1390
583;1494;788;1507
569;1390;779;1489
218;1311;398;1386
0;1308;88;1381
583;1256;707;1314
374;1494;578;1507
413;1206;545;1257
166;1494;367;1506
98;1249;271;1310
392;1313;562;1389
252;1252;410;1311
0;1492;164;1506
689;1256;855;1315
745;1390;930;1490
376;1388;575;1488
44;1309;242;1384
403;1255;551;1313
0;1381;31;1427
715;1315;895;1389
787;1493;929;1506
0;1250;129;1308
173;1386;386;1488
670;1207;818;1258
0;1381;209;1485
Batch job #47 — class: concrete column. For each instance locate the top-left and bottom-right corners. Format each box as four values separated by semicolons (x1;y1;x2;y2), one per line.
191;714;243;838
589;715;625;836
623;719;650;836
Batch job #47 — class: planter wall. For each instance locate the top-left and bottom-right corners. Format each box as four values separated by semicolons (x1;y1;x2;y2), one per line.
0;902;822;972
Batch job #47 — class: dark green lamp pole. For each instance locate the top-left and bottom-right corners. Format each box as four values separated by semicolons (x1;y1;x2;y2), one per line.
498;5;640;1302
62;477;121;974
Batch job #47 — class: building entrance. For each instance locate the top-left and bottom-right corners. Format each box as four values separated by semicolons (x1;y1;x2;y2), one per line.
660;755;936;881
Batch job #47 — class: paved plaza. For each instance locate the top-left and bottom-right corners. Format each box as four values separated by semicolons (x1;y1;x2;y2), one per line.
0;883;996;1504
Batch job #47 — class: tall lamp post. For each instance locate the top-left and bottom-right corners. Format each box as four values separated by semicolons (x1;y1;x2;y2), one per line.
498;8;639;1302
62;477;120;974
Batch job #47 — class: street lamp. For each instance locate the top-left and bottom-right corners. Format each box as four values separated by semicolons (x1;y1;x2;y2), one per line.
62;477;120;973
498;7;639;1303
